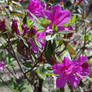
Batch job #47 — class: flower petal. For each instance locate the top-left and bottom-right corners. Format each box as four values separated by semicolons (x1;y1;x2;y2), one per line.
56;76;66;88
29;38;38;53
67;74;80;87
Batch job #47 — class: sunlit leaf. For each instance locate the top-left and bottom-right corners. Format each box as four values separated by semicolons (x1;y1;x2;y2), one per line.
70;14;76;24
10;11;25;18
58;40;64;46
66;45;76;55
28;11;41;24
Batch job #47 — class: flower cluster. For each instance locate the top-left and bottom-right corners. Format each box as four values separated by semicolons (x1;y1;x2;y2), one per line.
26;0;73;53
52;56;90;88
11;20;20;35
44;4;72;31
26;0;45;18
3;0;73;53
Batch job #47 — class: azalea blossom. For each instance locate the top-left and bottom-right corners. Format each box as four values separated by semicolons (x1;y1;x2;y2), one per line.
22;24;28;36
0;19;5;30
72;56;90;80
44;4;72;31
11;20;20;35
52;56;90;88
26;0;45;18
0;62;6;70
29;31;46;53
29;38;38;53
52;57;80;88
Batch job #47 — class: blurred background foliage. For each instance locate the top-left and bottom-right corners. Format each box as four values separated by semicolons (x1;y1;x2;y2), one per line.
0;0;92;92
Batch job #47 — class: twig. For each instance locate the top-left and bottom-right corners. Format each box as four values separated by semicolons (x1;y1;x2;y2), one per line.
7;36;32;84
24;60;39;74
6;67;17;79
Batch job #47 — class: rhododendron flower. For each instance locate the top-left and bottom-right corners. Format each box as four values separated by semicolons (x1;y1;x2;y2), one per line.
0;19;5;30
22;24;28;36
72;56;90;79
52;56;90;88
44;4;72;31
35;32;46;48
11;20;20;35
26;0;45;18
29;38;38;53
29;31;46;53
52;57;80;88
0;62;6;70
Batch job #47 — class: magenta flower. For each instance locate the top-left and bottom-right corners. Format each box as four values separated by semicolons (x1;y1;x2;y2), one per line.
0;19;5;30
74;0;83;4
52;57;80;88
0;62;6;70
29;31;46;53
72;56;90;79
11;20;20;35
26;0;45;18
52;56;90;88
22;24;28;36
29;38;38;53
44;4;72;31
35;32;46;48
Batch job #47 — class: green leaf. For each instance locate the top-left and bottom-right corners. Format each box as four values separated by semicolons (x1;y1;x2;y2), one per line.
70;14;76;24
10;11;25;18
40;18;50;26
28;11;41;24
36;66;46;80
44;40;56;60
83;34;92;41
58;40;64;46
58;30;74;34
66;45;76;55
36;64;51;80
63;23;69;26
46;34;56;41
5;54;13;65
52;24;58;32
27;19;33;28
55;55;61;63
35;39;42;48
0;51;3;58
23;62;32;68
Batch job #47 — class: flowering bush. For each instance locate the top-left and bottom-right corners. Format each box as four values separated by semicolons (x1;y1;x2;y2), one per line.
0;0;92;92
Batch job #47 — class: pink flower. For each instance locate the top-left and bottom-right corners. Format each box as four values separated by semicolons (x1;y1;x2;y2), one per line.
26;0;45;18
72;56;90;79
35;32;46;48
52;56;90;88
0;62;6;70
29;31;46;53
29;38;38;53
52;57;80;88
11;20;20;35
44;4;72;31
22;24;28;36
0;19;5;30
